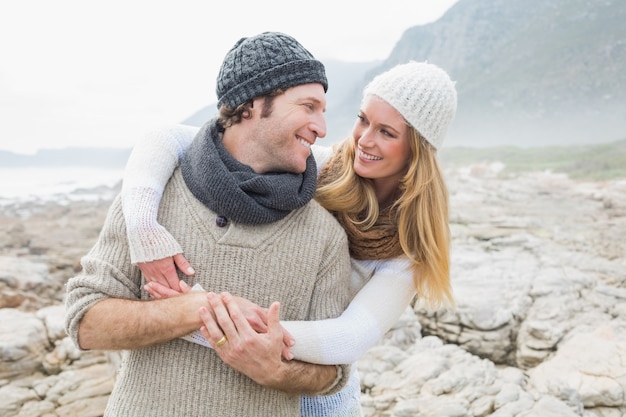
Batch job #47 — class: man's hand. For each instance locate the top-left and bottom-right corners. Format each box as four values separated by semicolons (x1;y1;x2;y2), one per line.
146;281;292;346
200;292;289;386
138;253;194;292
199;292;337;394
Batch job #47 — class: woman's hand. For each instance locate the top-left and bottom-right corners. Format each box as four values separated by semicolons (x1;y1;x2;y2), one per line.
138;253;194;293
144;279;191;298
230;295;270;333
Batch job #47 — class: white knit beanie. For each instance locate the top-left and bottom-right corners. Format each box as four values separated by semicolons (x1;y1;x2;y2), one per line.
363;61;457;149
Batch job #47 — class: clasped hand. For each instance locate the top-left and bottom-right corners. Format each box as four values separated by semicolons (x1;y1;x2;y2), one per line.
139;253;295;361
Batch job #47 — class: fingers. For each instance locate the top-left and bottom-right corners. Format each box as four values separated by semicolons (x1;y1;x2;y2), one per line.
206;292;269;346
231;295;269;333
200;292;288;363
282;345;294;361
139;255;195;292
137;262;160;282
173;253;195;277
202;293;290;385
138;257;179;288
156;257;184;291
265;301;285;347
201;292;239;348
198;297;223;347
254;301;293;359
280;319;294;360
267;301;281;332
282;326;295;348
214;292;246;336
144;281;180;299
246;315;268;333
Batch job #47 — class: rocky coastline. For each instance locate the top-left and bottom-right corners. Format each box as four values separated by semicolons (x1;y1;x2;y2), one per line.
1;165;625;417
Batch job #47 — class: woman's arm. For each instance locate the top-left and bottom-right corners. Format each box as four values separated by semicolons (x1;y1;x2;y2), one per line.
180;259;415;364
121;124;199;286
310;144;333;172
133;140;333;291
174;260;415;364
124;142;330;260
282;258;416;364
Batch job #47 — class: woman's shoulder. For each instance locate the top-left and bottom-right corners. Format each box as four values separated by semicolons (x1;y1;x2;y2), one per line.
311;144;334;172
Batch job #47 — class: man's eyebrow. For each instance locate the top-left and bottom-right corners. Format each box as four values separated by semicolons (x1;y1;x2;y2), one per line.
301;96;323;103
301;96;325;110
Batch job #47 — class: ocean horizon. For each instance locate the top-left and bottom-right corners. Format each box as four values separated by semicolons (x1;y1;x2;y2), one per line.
0;166;124;205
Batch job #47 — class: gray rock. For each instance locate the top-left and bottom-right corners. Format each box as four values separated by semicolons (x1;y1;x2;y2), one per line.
0;309;48;380
1;167;625;416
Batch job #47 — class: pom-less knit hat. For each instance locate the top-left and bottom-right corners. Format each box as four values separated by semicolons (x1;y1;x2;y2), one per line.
363;61;457;149
216;32;328;109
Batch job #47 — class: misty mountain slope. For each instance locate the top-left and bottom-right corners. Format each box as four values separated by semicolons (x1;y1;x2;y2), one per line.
333;0;626;147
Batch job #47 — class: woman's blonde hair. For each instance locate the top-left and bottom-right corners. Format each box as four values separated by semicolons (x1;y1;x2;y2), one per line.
315;128;453;309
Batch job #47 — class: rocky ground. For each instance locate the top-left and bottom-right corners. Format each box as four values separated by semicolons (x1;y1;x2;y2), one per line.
1;166;625;417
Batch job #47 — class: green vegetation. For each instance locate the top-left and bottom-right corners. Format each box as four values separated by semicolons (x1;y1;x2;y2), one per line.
440;138;626;181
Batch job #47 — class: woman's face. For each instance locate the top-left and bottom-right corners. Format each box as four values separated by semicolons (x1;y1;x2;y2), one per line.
352;95;412;191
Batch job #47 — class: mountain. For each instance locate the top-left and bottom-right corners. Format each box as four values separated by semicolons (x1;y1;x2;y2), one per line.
188;0;626;148
4;0;624;168
335;0;626;148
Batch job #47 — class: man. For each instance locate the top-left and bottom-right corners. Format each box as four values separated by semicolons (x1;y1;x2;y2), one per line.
64;32;352;417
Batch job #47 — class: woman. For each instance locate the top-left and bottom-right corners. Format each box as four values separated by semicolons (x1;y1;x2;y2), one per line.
121;61;457;416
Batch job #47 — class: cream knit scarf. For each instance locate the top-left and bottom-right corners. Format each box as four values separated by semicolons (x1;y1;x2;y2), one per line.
317;147;404;261
181;119;317;224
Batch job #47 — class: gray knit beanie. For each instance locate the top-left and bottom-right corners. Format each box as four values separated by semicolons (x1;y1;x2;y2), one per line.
363;61;457;149
216;32;328;109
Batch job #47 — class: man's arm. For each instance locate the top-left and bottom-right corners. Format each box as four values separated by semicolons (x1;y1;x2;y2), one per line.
64;195;210;351
200;292;344;395
77;292;209;350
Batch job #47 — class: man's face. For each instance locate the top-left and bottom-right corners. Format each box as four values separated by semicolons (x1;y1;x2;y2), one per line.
249;83;327;174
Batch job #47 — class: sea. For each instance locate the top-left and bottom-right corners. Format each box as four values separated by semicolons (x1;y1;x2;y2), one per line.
0;166;124;206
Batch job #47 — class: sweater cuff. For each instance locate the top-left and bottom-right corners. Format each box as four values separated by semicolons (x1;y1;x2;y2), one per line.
122;186;184;263
127;227;184;264
316;364;350;396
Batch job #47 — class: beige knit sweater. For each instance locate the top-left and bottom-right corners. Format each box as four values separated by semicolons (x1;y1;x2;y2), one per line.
64;169;352;417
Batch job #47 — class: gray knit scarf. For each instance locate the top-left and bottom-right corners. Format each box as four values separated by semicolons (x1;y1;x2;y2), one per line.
181;119;317;225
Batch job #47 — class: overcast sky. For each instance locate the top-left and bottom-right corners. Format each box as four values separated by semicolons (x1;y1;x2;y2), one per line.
0;0;458;154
